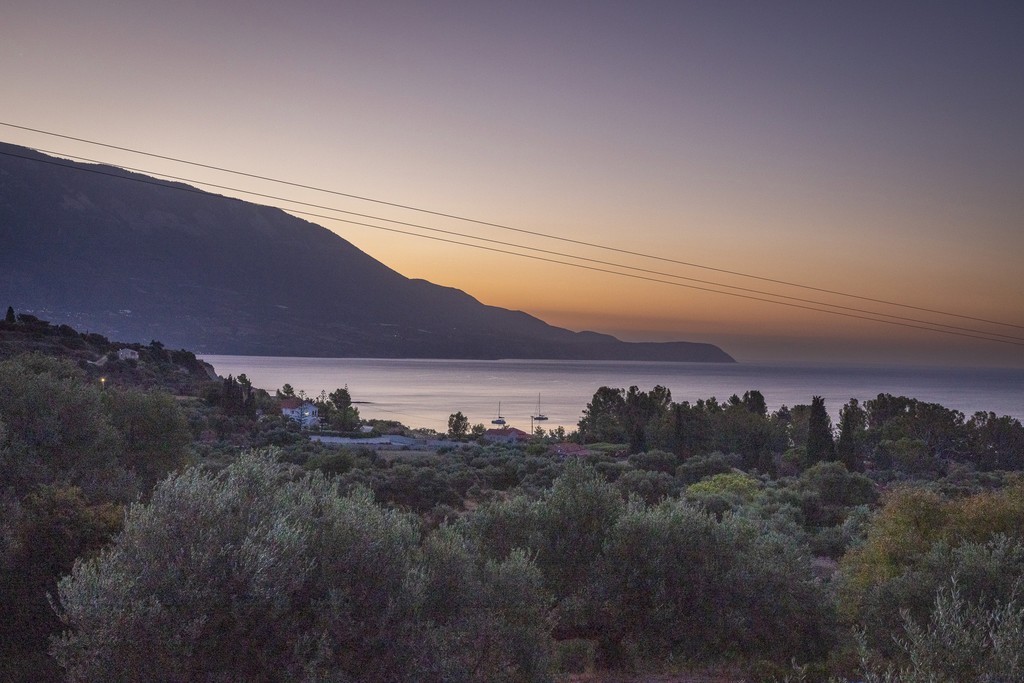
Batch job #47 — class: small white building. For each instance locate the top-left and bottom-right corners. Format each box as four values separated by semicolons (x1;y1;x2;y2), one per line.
280;398;320;428
117;348;140;361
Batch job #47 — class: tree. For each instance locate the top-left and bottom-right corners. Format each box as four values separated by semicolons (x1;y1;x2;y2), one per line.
596;498;832;666
741;389;768;416
660;401;714;457
621;385;672;453
578;386;626;443
1;485;121;679
838;484;1024;656
535;460;624;599
209;374;256;418
857;582;1024;682
278;383;295;398
968;411;1024;471
447;412;470;439
836;398;867;471
328;386;359;431
4;306;14;323
806;396;835;465
714;399;781;473
329;386;351;411
686;471;760;500
52;451;553;682
0;353;119;495
103;387;192;490
788;404;812;451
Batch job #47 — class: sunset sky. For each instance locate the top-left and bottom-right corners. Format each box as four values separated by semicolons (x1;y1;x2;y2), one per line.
2;1;1022;366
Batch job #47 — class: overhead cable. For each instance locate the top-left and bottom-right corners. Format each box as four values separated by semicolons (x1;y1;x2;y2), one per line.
2;147;1021;349
2;121;1020;331
15;145;1024;345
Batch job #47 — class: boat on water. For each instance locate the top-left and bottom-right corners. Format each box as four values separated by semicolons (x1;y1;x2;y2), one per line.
491;402;506;426
532;394;548;421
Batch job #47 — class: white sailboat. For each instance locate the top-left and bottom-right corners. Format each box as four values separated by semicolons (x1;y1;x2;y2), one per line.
491;402;506;425
532;394;548;421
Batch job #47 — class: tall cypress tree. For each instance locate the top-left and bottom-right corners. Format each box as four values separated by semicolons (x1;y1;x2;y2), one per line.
836;398;867;471
4;306;15;323
806;395;835;464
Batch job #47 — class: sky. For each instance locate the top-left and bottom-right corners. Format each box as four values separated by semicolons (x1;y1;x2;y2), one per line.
2;1;1022;366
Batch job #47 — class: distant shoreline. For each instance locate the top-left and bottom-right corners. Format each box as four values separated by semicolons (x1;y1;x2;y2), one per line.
200;355;1024;432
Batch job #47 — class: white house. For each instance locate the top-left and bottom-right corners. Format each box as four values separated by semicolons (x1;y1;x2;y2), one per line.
117;348;140;361
280;398;320;428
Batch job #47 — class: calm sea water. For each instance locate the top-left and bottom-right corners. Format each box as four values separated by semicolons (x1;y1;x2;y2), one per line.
200;356;1023;433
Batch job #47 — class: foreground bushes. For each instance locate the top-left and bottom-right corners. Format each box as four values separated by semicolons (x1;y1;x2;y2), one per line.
839;484;1024;656
51;455;838;680
53;452;552;683
46;447;1024;681
857;584;1024;682
469;461;833;669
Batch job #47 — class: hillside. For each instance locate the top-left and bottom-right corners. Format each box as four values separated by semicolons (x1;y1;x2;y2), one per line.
0;143;733;362
0;311;216;395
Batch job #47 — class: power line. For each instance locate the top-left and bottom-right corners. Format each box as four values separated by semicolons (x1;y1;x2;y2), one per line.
15;145;1024;345
2;147;1021;349
316;221;1024;347
2;121;1020;332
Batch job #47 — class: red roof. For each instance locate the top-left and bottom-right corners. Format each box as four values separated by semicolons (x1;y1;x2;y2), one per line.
279;397;303;409
483;427;531;440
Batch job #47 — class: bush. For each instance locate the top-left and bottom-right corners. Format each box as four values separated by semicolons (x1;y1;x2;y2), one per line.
843;528;1024;655
856;582;1024;682
616;469;678;503
596;499;833;666
676;451;741;485
628;449;679;474
52;451;553;682
686;471;761;500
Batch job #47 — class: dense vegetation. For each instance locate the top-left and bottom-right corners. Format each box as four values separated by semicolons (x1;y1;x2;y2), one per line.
2;314;1023;682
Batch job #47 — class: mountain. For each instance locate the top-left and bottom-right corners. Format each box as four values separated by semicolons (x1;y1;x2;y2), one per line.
0;143;734;362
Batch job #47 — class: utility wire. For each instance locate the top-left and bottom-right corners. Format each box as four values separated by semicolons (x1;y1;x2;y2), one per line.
17;145;1024;345
330;222;1024;346
2;148;1021;349
3;121;1020;332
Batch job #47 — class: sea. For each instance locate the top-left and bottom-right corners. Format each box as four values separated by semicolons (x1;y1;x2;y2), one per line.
199;356;1024;434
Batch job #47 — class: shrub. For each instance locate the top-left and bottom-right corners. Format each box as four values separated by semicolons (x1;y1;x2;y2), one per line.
686;471;761;500
856;582;1024;682
52;451;553;682
676;451;741;485
628;449;680;474
596;500;833;666
616;469;678;503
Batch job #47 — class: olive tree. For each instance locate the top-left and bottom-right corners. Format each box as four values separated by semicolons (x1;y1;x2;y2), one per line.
596;499;832;665
52;450;552;683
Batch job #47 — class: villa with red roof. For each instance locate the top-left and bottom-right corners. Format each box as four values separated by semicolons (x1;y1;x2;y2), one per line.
280;397;320;428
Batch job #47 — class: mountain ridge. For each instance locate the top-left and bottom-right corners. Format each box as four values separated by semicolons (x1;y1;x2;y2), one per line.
0;143;734;363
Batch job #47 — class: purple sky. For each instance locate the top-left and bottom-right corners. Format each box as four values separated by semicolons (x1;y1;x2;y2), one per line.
2;1;1022;365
